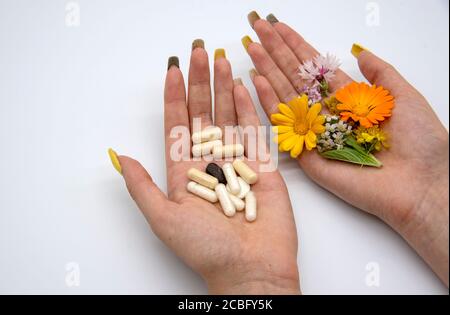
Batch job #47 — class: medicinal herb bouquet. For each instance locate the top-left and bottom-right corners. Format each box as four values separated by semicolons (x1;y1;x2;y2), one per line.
271;54;394;167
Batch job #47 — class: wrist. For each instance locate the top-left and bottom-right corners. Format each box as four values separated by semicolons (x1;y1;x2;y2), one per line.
393;174;449;285
205;263;301;295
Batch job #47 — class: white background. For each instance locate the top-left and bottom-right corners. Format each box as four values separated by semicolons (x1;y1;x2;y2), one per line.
0;0;448;294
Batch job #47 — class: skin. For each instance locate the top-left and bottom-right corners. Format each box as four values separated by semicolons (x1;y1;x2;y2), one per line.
113;13;448;293
245;14;449;286
116;47;300;294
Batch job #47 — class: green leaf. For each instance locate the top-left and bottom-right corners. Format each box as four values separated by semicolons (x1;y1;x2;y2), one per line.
320;147;383;168
319;79;330;97
345;136;369;154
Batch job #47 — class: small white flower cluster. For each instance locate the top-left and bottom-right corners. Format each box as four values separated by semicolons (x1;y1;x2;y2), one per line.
317;115;353;152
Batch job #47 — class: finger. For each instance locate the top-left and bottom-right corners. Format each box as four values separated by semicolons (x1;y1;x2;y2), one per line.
242;35;298;103
267;14;353;92
188;39;213;131
165;57;190;167
248;12;303;92
233;79;266;160
234;80;262;128
355;46;411;96
118;155;178;237
250;69;281;117
213;49;237;130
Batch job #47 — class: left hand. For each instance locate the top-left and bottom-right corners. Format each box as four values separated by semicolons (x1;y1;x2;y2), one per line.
242;11;449;286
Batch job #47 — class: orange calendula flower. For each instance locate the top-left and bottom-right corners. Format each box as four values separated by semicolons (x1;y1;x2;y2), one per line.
336;82;394;128
271;95;326;158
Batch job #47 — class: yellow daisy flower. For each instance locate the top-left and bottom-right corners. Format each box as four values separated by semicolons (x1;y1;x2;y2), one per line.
271;95;326;158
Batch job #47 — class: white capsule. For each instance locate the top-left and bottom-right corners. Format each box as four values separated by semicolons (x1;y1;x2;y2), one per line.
212;144;244;159
228;193;245;211
187;181;218;203
226;177;250;199
232;159;258;184
192;140;222;157
245;191;257;222
215;184;236;217
192;126;222;144
222;163;240;195
237;177;250;199
187;168;218;190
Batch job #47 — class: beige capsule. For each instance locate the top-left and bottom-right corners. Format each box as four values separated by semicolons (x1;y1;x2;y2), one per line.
191;126;222;144
187;181;218;203
232;159;258;184
212;144;244;159
187;168;218;190
192;140;222;157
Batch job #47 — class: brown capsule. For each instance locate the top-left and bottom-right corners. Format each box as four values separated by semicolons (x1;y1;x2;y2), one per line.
206;163;227;185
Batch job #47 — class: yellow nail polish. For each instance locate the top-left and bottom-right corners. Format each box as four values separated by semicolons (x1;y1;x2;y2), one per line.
167;56;179;70
241;35;253;51
249;68;258;80
247;11;260;28
214;48;226;61
266;13;279;25
108;148;122;174
192;39;205;51
351;43;369;58
233;78;243;86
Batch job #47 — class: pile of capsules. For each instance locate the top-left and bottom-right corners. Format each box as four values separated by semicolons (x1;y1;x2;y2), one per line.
186;126;258;222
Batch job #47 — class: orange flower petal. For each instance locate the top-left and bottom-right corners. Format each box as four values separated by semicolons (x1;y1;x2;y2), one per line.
334;82;394;126
336;103;353;111
339;112;351;121
359;117;372;128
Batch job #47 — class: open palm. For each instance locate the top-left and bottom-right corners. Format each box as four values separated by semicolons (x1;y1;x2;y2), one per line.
116;45;300;294
244;12;449;284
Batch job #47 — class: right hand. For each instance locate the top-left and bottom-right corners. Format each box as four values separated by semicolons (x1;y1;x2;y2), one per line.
243;12;449;286
111;42;301;294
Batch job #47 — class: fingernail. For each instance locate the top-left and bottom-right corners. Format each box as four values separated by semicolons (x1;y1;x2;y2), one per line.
108;148;122;174
167;56;179;70
249;68;259;81
247;11;260;28
214;48;226;61
192;39;205;51
266;13;279;25
351;43;369;58
233;78;243;86
241;35;253;51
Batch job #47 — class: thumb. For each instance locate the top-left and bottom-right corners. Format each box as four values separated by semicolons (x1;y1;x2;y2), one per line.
108;148;175;230
353;44;411;94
